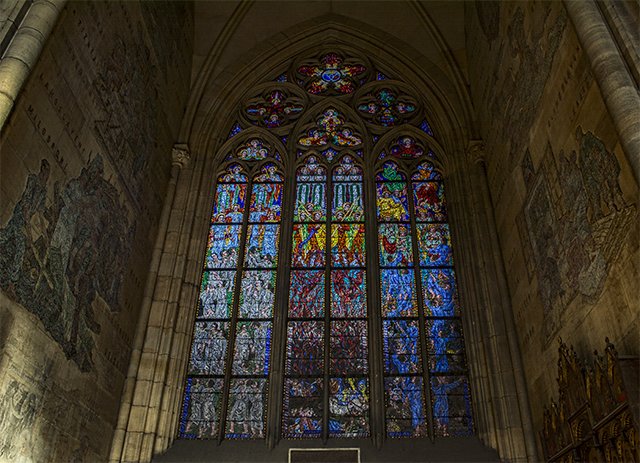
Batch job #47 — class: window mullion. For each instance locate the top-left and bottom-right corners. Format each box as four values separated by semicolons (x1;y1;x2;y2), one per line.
322;167;333;444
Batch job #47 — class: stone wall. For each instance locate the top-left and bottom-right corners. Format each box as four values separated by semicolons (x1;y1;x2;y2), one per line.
466;0;639;444
0;2;193;460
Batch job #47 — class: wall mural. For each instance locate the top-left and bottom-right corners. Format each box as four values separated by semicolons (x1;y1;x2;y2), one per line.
517;129;636;342
0;155;134;371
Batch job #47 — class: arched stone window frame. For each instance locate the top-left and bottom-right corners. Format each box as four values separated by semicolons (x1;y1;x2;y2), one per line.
110;21;536;463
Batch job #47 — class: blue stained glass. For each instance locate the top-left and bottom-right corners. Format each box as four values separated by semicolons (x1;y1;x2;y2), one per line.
249;183;282;222
283;378;323;438
419;119;434;136
430;376;473;437
331;269;366;317
188;321;229;375
244;224;279;268
383;320;421;374
198;270;235;319
294;182;326;222
332;182;364;221
228;122;242;138
205;224;241;269
218;163;247;183
378;224;413;267
427;319;465;374
330;320;368;374
411;162;442;181
180;378;224;439
376;72;389;80
212;183;246;223
239;270;276;318
329;377;370;437
225;378;267;439
275;73;288;82
232;321;272;375
289;270;325;318
376;182;410;221
416;223;453;266
380;269;417;317
421;269;459;317
285;321;324;375
385;376;427;437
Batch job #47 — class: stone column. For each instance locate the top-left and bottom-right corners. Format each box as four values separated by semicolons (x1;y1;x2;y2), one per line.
0;0;66;131
454;142;538;462
564;0;640;183
109;144;190;463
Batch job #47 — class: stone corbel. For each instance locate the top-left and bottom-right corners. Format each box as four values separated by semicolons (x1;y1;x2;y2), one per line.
171;143;191;168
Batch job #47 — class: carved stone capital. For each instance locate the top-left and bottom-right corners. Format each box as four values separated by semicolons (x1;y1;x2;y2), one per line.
467;140;486;165
172;143;191;168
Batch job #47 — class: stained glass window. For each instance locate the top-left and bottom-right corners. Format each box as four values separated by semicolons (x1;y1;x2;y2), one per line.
181;51;472;445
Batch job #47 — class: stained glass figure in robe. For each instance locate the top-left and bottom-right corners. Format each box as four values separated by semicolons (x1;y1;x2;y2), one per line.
297;53;366;95
412;161;441;181
382;320;421;374
180;378;224;438
289;270;325;318
294;182;326;222
421;269;459;317
225;378;267;438
331;224;365;267
413;181;446;222
416;224;453;267
380;269;417;317
236;139;269;160
430;376;473;437
291;224;326;267
378;224;413;267
330;269;366;317
330;320;368;374
385;376;427;437
332;182;364;222
199;270;236;318
213;183;246;223
329;377;370;437
283;379;323;438
285;321;324;375
245;90;304;128
253;163;284;182
244;224;279;268
376;163;410;221
188;321;229;375
217;163;247;183
206;225;241;269
427;319;465;374
249;183;282;222
232;321;272;375
239;271;276;318
298;109;362;147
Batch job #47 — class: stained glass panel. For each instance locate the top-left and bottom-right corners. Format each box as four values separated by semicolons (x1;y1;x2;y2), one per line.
331;224;365;267
225;378;267;438
283;378;323;438
245;90;303;128
413;182;446;222
329;377;370;437
427;319;465;374
180;378;224;439
385;376;427;437
421;269;459;317
289;270;325;318
188;321;229;375
378;224;413;267
376;161;406;181
297;52;366;95
330;320;368;374
205;225;241;269
198;270;235;319
218;163;247;183
232;321;272;375
236;139;269;160
253;162;284;182
430;376;473;437
333;155;362;181
382;320;422;374
416;224;453;267
292;224;326;267
331;269;366;317
294;182;326;222
412;161;441;181
376;182;410;221
332;182;364;221
212;183;246;223
380;269;417;317
296;156;326;181
298;109;362;147
249;183;282;222
239;271;276;318
244;224;279;268
285;321;324;375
